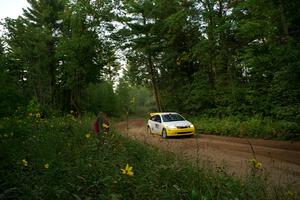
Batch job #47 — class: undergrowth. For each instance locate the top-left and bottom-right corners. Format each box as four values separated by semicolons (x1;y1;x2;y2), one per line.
0;114;298;199
191;116;300;140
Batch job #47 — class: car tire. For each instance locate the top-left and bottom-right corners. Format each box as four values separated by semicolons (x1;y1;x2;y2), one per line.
162;129;167;139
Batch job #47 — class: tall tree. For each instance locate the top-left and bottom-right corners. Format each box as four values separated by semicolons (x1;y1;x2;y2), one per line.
56;0;102;114
22;0;65;107
118;0;164;112
0;37;22;116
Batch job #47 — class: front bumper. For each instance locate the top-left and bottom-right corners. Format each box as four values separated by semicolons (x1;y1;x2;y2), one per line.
166;127;195;136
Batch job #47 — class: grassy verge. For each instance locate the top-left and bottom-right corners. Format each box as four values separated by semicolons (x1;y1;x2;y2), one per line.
0;115;298;199
191;116;300;140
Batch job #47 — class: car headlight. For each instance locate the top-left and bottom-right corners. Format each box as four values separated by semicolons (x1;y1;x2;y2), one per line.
190;124;194;128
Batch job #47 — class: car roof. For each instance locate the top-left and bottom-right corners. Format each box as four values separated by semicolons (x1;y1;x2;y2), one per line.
149;112;178;117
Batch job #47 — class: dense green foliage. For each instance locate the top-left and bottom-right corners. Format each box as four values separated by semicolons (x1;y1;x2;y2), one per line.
1;1;299;198
119;0;300;119
0;0;299;137
114;0;300;138
191;115;300;140
1;0;117;116
1;116;298;199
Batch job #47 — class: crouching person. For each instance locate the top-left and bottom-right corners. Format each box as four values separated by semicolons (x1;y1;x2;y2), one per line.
93;112;110;134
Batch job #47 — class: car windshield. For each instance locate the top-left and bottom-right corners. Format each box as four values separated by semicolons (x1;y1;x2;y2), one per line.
162;114;185;122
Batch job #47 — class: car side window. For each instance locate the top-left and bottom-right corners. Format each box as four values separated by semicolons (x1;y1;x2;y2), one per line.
150;115;156;121
154;115;161;123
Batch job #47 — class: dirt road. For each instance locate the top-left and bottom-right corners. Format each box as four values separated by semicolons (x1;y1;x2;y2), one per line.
115;118;300;190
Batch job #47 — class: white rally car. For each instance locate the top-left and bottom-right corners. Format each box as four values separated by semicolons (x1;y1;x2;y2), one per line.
147;112;195;138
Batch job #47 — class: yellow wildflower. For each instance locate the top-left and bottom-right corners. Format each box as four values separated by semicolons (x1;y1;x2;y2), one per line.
255;162;263;169
85;133;91;139
35;113;41;118
248;158;263;170
44;163;49;169
248;158;257;164
22;159;28;167
121;164;134;176
287;191;294;197
102;123;109;128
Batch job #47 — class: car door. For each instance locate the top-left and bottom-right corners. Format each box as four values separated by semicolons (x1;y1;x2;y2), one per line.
153;115;162;134
148;115;156;133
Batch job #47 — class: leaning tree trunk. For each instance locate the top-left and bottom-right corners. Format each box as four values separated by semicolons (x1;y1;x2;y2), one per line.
142;12;162;112
147;55;162;112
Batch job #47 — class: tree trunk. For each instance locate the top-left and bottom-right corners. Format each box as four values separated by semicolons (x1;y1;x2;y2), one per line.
205;0;216;89
278;0;289;42
142;12;162;112
148;55;162;112
48;39;56;107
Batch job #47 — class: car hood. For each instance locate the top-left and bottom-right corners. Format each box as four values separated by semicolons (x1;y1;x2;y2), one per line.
163;121;192;127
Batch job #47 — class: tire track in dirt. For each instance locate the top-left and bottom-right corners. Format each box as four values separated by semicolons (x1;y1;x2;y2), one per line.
115;118;300;191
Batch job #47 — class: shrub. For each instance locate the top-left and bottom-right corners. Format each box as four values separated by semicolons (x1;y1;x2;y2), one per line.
191;116;300;140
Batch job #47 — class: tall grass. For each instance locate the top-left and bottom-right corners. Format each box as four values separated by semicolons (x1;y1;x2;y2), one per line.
191;116;300;140
0;114;298;199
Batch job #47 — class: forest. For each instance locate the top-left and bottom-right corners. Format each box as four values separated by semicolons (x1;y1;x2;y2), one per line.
1;1;300;199
0;0;299;138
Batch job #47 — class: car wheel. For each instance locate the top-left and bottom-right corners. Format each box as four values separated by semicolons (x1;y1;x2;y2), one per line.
162;129;167;139
147;126;152;134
